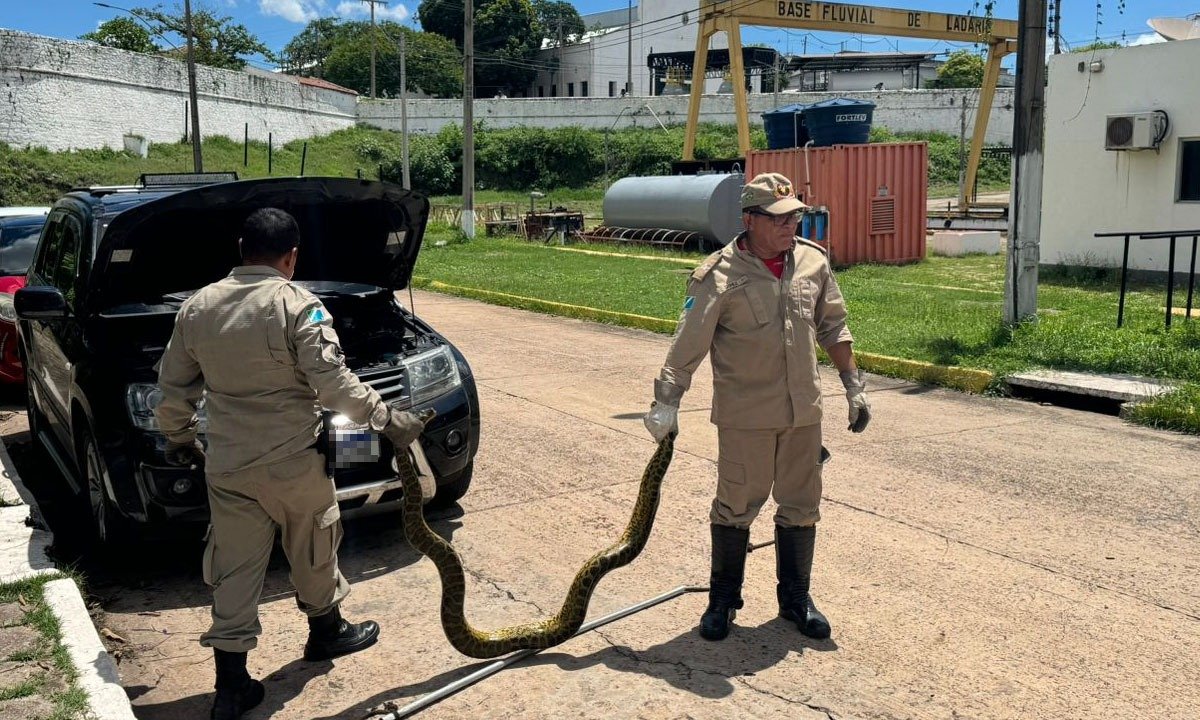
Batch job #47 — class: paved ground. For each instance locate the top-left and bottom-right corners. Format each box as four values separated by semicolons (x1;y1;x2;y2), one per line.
5;289;1199;720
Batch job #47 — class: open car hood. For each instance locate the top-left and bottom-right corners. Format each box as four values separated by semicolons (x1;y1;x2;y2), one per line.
94;177;428;310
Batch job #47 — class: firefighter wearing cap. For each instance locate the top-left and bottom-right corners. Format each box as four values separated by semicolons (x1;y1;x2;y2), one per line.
644;172;871;642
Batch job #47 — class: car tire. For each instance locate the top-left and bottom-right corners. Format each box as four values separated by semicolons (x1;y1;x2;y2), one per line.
427;461;472;511
80;429;133;546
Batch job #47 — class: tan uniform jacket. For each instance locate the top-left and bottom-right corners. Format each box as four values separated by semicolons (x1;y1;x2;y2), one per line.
155;266;390;475
658;235;853;429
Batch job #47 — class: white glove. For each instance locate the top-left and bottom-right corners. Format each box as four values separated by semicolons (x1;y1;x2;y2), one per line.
840;370;871;433
644;402;678;442
644;379;684;442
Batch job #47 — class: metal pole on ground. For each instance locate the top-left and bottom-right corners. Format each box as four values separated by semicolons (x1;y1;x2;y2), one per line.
300;142;308;176
268;132;273;175
243;123;248;167
462;0;475;238
401;30;411;188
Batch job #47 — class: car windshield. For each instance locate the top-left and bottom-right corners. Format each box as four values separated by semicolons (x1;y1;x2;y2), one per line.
0;224;42;277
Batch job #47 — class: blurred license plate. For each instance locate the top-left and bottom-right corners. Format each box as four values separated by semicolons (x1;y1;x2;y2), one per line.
332;428;380;468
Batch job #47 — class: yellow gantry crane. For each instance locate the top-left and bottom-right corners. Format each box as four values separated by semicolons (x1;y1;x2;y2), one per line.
683;1;1019;209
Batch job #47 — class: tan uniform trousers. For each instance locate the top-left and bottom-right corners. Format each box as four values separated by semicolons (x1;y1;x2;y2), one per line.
199;450;350;653
711;423;825;529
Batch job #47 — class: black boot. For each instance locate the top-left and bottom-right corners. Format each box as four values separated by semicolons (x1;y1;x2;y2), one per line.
210;649;264;720
699;524;750;641
775;524;832;639
303;606;380;661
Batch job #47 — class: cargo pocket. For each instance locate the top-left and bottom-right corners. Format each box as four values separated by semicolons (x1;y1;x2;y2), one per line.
311;503;342;568
718;457;746;486
201;523;217;587
793;279;817;320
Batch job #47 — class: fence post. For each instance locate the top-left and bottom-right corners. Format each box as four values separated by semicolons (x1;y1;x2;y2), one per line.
268;132;273;175
301;142;308;176
243;123;249;167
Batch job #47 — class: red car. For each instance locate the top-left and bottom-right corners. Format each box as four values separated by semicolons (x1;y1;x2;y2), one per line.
0;212;50;384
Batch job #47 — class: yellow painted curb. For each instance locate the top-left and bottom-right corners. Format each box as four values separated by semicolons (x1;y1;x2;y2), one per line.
852;352;995;394
546;246;701;266
412;278;995;393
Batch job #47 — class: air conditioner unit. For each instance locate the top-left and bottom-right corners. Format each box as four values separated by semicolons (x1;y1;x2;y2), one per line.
1105;112;1167;150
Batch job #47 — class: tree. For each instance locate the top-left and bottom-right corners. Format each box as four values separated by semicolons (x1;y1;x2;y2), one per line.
130;5;270;70
418;0;542;96
278;17;341;76
320;21;462;98
932;50;985;88
80;17;160;53
533;0;585;43
1071;40;1122;53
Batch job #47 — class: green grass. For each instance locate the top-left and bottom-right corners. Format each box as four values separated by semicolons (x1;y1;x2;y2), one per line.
1123;384;1200;434
0;575;90;719
0;127;408;206
413;238;1200;433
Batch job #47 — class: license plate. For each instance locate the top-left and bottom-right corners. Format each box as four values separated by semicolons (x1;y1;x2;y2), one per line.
332;428;381;468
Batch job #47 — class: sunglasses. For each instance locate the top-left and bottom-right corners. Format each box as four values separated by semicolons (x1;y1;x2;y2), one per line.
748;209;802;226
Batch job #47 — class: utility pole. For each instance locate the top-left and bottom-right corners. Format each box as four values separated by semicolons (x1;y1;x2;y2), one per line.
400;30;410;188
462;0;475;238
627;0;633;96
1052;1;1062;54
1005;0;1047;324
183;0;202;171
361;0;387;99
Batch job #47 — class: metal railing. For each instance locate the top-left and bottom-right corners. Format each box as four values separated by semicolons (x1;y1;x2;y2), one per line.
1093;229;1200;328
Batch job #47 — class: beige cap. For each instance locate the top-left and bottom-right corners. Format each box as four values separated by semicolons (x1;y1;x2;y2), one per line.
740;172;807;214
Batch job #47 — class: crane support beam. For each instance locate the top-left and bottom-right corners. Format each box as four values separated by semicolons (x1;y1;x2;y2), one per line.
684;0;1020;207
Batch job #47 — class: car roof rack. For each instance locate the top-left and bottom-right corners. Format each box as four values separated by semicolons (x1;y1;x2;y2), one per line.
137;172;239;187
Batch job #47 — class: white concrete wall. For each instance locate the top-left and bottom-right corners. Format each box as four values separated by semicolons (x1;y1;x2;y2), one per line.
0;30;356;152
359;88;1015;142
1042;39;1200;272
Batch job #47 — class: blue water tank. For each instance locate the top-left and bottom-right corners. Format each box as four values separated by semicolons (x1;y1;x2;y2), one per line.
761;103;810;150
804;98;875;147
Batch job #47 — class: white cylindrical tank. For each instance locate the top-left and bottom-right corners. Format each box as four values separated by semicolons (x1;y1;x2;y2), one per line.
602;174;744;249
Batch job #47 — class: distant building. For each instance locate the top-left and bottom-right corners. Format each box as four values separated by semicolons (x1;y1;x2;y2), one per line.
526;0;729;98
785;51;1015;92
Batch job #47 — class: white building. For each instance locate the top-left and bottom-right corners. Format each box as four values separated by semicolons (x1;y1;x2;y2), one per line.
526;0;729;98
1041;39;1200;274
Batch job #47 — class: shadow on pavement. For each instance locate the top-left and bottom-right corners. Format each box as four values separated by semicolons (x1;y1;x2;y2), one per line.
311;619;838;719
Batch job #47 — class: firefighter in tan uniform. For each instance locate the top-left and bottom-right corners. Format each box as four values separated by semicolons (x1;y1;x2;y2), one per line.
155;208;431;720
644;173;871;642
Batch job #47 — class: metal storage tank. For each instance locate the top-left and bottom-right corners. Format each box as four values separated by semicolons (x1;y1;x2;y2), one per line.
602;174;744;250
746;142;927;265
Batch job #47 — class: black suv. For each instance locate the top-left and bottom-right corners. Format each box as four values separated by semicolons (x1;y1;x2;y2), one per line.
15;175;480;541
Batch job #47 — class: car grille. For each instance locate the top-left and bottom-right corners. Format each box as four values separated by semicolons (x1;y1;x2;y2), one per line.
357;364;410;407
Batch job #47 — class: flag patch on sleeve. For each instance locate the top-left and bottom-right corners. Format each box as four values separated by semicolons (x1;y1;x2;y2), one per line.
682;296;695;310
308;306;331;324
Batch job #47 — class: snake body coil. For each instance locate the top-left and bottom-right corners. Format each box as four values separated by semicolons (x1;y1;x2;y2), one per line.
398;437;675;659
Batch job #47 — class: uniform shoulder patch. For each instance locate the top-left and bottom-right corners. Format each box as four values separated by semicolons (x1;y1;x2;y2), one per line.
795;237;829;256
307;305;332;324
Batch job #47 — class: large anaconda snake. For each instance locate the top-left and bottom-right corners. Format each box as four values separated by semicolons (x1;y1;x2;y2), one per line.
396;436;676;659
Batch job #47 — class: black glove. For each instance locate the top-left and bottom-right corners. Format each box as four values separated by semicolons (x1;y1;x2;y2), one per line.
165;439;206;468
381;408;436;450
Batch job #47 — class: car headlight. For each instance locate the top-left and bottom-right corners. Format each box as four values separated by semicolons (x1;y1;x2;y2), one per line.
0;294;15;323
403;345;461;406
126;383;208;433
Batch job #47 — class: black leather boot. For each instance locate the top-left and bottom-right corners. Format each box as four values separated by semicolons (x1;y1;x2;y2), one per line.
775;524;831;639
699;524;750;641
211;649;264;720
303;606;380;661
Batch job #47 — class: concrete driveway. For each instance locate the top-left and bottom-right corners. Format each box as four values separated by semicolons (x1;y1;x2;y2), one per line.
7;289;1199;719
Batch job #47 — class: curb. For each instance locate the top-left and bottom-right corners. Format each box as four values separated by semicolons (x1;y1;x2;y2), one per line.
0;439;137;719
43;579;138;720
412;280;997;394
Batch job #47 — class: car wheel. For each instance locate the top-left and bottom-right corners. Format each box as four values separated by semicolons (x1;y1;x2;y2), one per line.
81;430;132;545
427;461;472;511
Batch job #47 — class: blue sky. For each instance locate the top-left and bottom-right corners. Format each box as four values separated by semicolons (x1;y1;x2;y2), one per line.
2;0;1195;68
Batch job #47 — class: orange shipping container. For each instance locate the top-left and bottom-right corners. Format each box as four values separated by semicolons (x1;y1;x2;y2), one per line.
746;143;928;265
